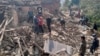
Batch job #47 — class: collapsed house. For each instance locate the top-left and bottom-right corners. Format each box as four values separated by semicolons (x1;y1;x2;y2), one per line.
0;0;100;56
0;0;81;56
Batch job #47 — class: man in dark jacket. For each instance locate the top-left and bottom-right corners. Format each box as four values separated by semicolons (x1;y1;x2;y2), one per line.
80;15;86;25
60;17;66;30
79;36;86;56
84;17;88;25
28;10;33;23
90;34;99;54
33;16;39;34
46;16;52;34
93;22;98;31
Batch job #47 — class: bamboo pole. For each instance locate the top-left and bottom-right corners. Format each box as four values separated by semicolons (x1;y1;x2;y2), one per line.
17;38;24;56
0;17;14;45
0;19;8;45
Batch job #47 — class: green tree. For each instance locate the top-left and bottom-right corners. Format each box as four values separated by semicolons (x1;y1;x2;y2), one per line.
80;0;100;30
64;0;100;30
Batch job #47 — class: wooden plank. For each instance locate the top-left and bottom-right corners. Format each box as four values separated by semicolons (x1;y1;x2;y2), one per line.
0;19;6;29
17;38;24;56
33;41;44;52
0;17;14;45
0;19;8;45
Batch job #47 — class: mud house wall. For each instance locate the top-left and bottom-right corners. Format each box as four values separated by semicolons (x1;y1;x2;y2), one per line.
41;0;60;14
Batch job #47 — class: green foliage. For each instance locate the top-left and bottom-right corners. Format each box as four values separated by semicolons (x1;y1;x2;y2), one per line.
72;0;80;5
64;0;100;31
80;0;100;29
64;0;80;6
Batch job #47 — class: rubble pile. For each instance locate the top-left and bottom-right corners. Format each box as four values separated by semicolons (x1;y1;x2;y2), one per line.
0;20;34;56
50;20;81;46
0;15;83;56
0;9;83;56
1;0;100;56
1;3;100;56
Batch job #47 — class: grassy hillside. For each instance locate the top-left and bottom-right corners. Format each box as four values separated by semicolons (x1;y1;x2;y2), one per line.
64;0;100;31
80;0;100;31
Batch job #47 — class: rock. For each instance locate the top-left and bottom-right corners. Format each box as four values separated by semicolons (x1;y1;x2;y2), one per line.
51;31;58;37
43;34;49;39
72;53;79;56
62;31;67;35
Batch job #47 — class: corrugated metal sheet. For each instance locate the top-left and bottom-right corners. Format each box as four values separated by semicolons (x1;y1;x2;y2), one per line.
44;39;73;55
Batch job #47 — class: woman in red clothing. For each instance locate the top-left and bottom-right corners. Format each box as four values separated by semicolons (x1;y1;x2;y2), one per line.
38;16;44;34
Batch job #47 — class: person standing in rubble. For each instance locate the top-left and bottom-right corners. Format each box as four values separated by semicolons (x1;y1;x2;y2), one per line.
28;9;34;23
93;22;98;31
80;15;85;25
84;17;88;26
60;17;66;30
38;16;44;34
79;36;86;56
46;16;52;35
33;15;39;34
90;34;99;54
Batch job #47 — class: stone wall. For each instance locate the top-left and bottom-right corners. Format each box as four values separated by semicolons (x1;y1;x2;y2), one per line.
41;0;60;13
